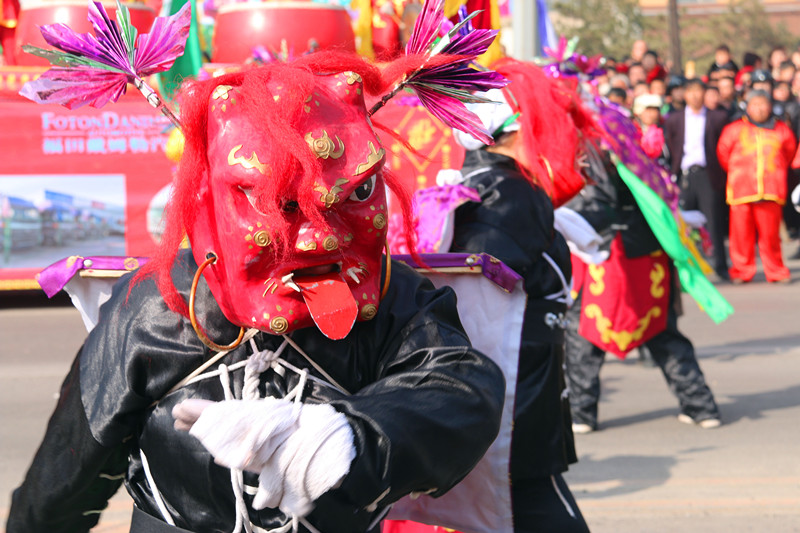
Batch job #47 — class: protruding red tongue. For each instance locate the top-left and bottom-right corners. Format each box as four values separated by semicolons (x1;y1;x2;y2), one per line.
295;272;358;340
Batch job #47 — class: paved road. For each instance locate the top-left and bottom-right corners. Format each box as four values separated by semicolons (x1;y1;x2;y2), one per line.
564;249;800;532
2;250;800;532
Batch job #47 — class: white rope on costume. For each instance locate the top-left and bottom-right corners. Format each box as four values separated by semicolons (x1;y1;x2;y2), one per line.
541;252;571;305
243;339;289;400
299;517;323;533
215;342;323;533
460;166;493;182
550;475;576;519
281;335;351;395
165;335;351;532
252;524;293;533
179;341;345;396
218;363;252;533
366;506;393;531
140;449;177;526
163;328;260;398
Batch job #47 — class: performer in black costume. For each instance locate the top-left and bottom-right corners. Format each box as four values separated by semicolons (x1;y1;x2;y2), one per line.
564;148;721;433
449;58;593;533
8;57;505;533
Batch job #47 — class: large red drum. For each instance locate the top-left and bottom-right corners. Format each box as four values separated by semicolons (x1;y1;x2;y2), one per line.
15;1;156;66
213;2;355;64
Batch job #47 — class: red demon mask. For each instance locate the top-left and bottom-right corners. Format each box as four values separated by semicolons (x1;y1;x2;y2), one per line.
186;69;388;339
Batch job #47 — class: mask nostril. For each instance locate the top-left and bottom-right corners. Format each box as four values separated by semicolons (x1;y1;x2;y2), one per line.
282;200;299;213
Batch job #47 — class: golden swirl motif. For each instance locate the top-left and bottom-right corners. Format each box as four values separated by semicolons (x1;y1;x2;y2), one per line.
360;304;378;320
314;178;350;209
305;131;345;160
253;230;271;247
270;316;289;334
322;236;339;251
373;213;387;230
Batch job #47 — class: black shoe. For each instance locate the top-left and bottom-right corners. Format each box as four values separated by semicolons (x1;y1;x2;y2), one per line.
715;269;730;282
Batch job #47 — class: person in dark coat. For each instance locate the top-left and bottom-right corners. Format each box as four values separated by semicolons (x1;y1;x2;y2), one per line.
564;149;722;433
8;58;506;533
664;78;731;279
450;58;595;533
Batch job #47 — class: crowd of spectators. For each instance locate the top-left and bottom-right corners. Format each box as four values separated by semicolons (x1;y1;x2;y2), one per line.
596;40;800;283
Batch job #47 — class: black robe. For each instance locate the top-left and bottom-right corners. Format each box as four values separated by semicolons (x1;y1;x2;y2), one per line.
450;149;576;480
7;252;505;532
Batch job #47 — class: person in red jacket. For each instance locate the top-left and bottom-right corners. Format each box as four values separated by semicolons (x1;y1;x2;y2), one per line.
717;89;797;283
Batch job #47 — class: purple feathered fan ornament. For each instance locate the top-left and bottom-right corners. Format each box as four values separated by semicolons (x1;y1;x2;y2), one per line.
368;0;508;145
19;0;190;129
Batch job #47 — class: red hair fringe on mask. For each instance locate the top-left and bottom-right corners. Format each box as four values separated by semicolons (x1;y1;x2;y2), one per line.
492;58;602;206
133;51;429;317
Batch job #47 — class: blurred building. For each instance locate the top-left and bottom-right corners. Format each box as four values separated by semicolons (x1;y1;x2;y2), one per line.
640;0;800;37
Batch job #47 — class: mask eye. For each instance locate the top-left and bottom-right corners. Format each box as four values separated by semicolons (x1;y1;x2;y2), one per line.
349;175;376;202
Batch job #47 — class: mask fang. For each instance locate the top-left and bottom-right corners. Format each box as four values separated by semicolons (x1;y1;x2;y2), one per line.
281;273;302;293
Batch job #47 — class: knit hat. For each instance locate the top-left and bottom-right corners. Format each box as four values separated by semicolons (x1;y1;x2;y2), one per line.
633;93;664;116
746;89;771;102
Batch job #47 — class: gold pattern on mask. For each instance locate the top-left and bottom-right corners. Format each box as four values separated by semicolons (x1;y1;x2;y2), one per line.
345;71;362;85
314;178;350;209
228;145;269;175
354;142;385;175
322;235;339;251
373;213;387;230
270;316;289;334
297;240;318;251
253;230;271;247
263;278;278;297
305;130;345;160
212;85;233;100
360;304;377;320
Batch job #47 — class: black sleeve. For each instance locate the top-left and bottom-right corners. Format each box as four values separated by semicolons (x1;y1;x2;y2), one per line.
8;266;208;532
565;150;620;238
316;265;506;519
7;355;131;533
450;175;553;277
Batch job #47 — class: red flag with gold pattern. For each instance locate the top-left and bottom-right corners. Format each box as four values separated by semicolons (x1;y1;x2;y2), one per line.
572;236;670;358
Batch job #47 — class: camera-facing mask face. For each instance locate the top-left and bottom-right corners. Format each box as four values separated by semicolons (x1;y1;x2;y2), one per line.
187;72;388;339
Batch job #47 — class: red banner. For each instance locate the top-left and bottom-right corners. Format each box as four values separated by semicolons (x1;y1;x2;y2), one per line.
0;72;173;290
376;99;465;191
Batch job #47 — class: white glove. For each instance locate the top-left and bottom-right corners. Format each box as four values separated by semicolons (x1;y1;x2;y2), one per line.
173;398;355;517
554;207;609;265
792;183;800;213
435;168;466;186
680;210;707;229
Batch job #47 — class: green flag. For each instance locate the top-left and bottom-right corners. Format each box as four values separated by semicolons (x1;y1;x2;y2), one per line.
615;160;734;324
158;0;203;100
